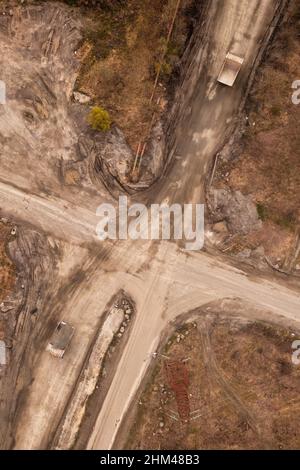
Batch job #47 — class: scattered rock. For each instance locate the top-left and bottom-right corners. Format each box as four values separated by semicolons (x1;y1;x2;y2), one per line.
213;221;228;233
96;127;133;185
0;302;14;313
73;91;91;104
252;246;265;258
237;249;251;259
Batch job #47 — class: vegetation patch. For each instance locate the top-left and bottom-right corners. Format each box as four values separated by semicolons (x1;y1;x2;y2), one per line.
72;0;199;149
88;105;111;131
125;316;300;450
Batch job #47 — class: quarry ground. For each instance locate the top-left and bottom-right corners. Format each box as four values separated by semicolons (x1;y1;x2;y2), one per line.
0;0;300;452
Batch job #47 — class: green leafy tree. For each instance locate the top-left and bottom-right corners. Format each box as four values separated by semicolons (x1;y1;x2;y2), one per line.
88;106;111;132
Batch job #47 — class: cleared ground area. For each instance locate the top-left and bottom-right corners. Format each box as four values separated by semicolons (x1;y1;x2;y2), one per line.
123;305;300;450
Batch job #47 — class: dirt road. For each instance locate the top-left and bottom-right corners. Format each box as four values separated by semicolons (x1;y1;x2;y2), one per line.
152;0;281;205
88;0;290;449
0;0;295;450
0;180;101;244
87;244;300;450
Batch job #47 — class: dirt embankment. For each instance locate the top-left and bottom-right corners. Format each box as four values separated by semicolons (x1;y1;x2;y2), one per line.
51;290;136;450
209;1;300;271
0;222;16;306
121;302;300;450
0;219;17;381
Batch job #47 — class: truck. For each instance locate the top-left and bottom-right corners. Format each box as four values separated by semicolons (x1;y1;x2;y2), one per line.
46;321;75;358
217;52;244;87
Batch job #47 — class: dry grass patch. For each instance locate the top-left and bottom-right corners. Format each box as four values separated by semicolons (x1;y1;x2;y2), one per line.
126;317;300;450
75;0;196;149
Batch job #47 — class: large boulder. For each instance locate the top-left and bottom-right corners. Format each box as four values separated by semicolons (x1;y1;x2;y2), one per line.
208;189;262;234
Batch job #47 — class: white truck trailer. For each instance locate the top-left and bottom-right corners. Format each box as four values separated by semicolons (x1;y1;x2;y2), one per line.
217;52;244;87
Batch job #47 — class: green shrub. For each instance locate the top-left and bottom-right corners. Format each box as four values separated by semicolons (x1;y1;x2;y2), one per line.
274;211;296;230
88;106;111;132
270;105;281;116
154;60;172;79
256;203;268;221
